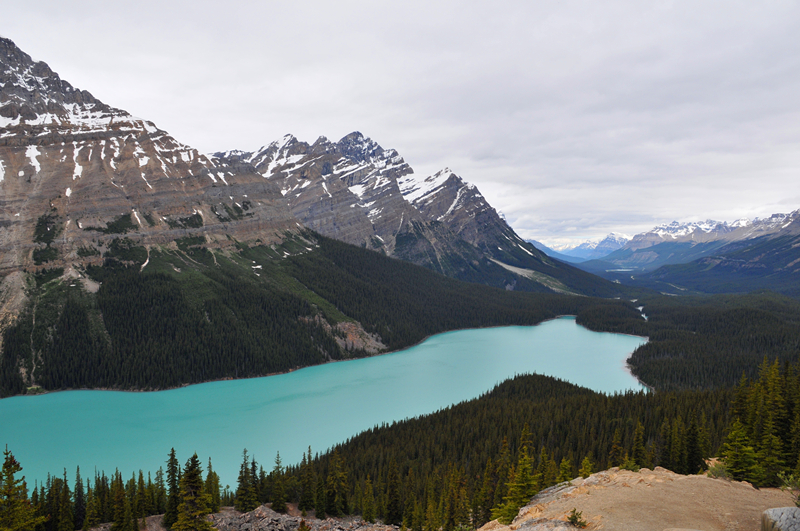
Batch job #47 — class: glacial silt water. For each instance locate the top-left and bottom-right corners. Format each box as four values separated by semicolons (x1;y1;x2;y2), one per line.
0;317;646;488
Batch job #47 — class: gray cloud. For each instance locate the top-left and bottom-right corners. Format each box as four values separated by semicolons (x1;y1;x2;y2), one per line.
4;0;800;245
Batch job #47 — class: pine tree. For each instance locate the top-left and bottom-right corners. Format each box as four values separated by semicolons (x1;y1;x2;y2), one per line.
73;468;85;531
154;468;166;515
384;459;402;525
632;422;647;469
722;419;762;483
172;454;212;531
234;450;258;513
314;475;326;519
298;449;315;513
0;448;46;531
57;471;73;531
685;417;706;474
492;445;536;525
578;456;594;478
608;427;624;468
163;449;180;529
476;458;495;526
556;458;572;483
82;484;99;531
270;453;286;514
361;477;375;523
204;459;220;514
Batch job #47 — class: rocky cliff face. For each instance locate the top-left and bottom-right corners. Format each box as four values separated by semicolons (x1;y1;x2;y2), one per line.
214;135;553;281
0;37;300;333
0;37;297;274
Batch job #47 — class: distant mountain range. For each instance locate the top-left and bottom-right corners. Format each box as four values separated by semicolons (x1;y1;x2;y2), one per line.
571;212;800;296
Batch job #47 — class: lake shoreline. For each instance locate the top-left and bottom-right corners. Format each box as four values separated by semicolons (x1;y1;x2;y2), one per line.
7;314;650;400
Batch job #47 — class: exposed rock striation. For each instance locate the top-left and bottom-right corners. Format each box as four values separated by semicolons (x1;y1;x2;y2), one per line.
213;134;561;287
0;37;299;322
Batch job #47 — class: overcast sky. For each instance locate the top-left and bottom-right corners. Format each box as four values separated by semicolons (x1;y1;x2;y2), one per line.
4;0;800;247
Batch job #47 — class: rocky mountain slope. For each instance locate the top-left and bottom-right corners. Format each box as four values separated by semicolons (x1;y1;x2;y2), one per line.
213;135;622;296
0;36;298;325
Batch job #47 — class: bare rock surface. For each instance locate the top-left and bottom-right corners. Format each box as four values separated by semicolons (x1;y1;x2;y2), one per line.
211;505;396;531
480;467;795;531
762;508;800;531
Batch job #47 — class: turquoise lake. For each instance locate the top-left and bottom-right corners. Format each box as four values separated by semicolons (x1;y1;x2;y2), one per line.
0;317;646;488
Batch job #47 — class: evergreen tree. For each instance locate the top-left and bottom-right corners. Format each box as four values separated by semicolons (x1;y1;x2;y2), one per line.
109;472;128;531
722;419;762;483
82;485;98;531
154;468;166;515
492;444;536;525
163;449;180;529
325;452;347;517
0;448;46;531
298;449;315;513
556;458;572;483
608;427;624;468
73;468;85;531
384;459;402;525
361;477;375;523
685;417;706;474
492;438;511;509
57;471;73;531
234;450;258;513
578;456;594;478
270;453;286;514
314;475;326;519
204;459;220;514
172;454;212;531
632;422;647;469
475;458;495;526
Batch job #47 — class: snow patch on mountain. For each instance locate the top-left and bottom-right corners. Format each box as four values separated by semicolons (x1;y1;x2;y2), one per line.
398;168;454;204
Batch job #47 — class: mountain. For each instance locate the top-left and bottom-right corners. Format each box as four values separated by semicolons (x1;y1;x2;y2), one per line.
577;211;800;274
575;211;800;296
0;37;300;323
212;135;624;296
527;240;586;264
557;233;630;261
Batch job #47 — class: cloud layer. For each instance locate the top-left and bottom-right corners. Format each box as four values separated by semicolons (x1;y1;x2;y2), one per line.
4;0;799;244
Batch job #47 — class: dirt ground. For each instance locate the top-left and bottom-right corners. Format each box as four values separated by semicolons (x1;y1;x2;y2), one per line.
481;467;795;531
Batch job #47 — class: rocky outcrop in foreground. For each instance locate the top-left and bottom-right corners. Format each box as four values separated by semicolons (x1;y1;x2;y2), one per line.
763;507;800;531
480;467;795;531
211;506;394;531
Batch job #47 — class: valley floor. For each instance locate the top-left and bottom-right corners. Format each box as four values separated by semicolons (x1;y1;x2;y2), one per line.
481;467;794;531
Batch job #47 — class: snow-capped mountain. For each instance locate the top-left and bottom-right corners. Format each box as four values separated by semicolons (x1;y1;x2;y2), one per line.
558;233;630;260
0;36;297;278
575;210;800;278
625;212;800;251
213;134;568;290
